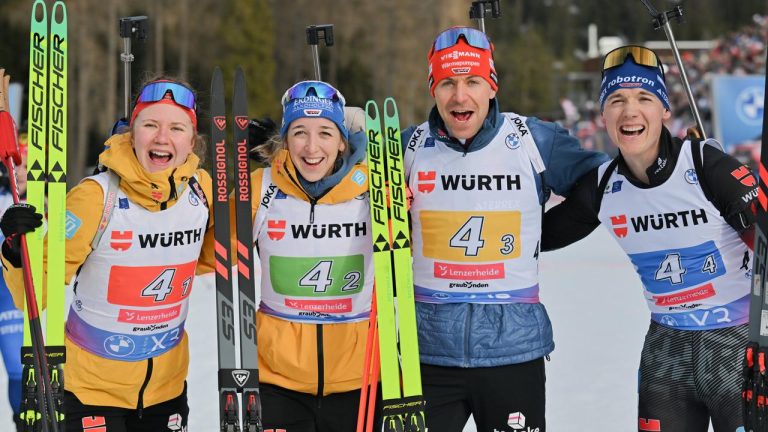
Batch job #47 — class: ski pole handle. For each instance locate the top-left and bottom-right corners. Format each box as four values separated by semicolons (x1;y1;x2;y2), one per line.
306;24;334;81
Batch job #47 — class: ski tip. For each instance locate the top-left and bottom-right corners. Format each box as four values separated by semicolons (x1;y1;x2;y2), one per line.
365;100;379;120
31;0;47;23
383;98;398;118
52;0;67;22
212;67;224;85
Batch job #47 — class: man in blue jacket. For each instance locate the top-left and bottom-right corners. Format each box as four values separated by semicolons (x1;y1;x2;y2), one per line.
401;26;609;432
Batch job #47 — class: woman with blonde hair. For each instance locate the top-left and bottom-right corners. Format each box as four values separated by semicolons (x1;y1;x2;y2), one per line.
249;80;378;431
1;76;216;431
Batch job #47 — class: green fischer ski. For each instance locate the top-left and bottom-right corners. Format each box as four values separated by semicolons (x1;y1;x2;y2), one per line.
22;0;67;429
366;98;425;432
25;0;48;346
23;0;49;428
46;0;67;425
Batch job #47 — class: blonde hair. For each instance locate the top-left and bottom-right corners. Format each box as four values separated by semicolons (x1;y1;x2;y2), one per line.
255;133;286;165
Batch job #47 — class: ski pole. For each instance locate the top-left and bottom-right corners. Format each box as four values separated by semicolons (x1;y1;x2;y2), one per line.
119;16;148;120
357;285;381;432
469;0;501;34
305;24;334;81
638;0;706;139
0;111;57;432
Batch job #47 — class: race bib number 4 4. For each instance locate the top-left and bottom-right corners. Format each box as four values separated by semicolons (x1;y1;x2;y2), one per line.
420;210;521;262
629;241;727;296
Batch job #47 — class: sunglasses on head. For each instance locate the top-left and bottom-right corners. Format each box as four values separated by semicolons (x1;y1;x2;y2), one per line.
281;81;345;107
430;27;492;57
135;81;197;111
602;45;664;80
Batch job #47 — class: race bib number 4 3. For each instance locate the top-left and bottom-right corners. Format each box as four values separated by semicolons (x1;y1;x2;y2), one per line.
420;210;521;262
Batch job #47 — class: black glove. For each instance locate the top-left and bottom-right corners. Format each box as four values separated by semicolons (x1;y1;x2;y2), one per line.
248;117;277;162
0;203;43;268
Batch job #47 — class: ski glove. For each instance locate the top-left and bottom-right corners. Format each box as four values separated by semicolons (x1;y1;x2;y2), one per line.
0;203;43;268
248;117;277;163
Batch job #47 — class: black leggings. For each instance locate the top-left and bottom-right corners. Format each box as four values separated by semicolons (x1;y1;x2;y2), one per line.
64;383;188;432
422;359;546;432
638;321;746;432
261;383;381;432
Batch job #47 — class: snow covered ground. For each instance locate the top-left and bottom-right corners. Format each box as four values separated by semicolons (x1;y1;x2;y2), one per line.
0;226;717;431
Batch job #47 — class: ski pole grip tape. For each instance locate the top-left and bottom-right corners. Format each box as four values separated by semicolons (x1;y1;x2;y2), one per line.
0;111;20;165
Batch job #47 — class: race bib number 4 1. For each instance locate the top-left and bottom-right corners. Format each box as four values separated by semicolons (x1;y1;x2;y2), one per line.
420;210;521;262
107;261;196;306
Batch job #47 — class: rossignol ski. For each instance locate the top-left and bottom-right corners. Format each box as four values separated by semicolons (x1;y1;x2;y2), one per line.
210;66;262;432
743;48;768;432
20;0;67;430
366;98;425;432
232;67;262;432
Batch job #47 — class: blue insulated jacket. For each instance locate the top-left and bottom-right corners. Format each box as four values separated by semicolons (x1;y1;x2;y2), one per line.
402;99;610;367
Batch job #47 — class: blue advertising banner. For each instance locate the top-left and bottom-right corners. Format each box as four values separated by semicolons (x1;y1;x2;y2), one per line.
711;74;765;150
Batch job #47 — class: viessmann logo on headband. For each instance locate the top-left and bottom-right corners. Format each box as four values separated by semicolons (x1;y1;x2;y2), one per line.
440;51;481;61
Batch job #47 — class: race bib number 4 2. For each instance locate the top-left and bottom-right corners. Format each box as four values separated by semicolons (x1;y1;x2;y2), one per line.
420;210;521;262
269;254;365;297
